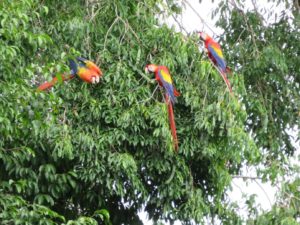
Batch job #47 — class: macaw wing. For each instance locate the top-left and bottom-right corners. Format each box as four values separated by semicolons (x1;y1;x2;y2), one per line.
69;59;87;75
69;59;78;75
77;57;102;75
157;69;176;104
207;44;227;72
77;57;88;62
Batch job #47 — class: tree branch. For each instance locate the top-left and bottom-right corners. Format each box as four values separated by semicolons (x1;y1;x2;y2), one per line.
181;0;216;35
232;175;262;180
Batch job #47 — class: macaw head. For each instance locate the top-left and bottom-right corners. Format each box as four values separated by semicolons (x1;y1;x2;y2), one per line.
198;32;210;41
145;64;158;73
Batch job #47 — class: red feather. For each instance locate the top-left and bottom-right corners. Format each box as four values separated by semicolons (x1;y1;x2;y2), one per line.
166;94;178;152
173;88;180;97
37;74;75;91
226;67;231;74
220;72;233;93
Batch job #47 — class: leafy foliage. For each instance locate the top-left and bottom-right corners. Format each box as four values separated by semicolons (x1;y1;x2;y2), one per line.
0;0;299;224
216;0;300;174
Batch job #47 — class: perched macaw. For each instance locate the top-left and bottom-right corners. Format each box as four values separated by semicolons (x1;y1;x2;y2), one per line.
145;64;180;152
37;57;102;91
198;32;233;93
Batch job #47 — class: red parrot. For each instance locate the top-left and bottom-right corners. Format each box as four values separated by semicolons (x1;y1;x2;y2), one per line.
37;57;102;91
145;64;180;152
198;32;233;93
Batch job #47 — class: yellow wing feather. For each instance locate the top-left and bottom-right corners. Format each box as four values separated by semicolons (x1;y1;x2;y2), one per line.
160;69;172;84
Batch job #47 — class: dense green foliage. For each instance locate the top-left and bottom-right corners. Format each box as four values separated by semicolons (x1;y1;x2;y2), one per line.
0;0;299;224
248;177;300;225
214;0;300;223
216;1;300;179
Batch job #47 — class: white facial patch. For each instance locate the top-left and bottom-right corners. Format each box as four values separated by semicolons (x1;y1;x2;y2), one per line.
200;32;207;40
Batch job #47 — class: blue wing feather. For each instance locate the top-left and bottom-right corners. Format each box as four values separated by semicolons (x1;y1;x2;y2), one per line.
157;69;176;104
68;59;78;75
208;44;227;72
76;57;88;63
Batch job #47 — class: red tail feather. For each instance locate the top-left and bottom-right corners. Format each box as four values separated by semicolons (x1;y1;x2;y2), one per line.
37;74;75;91
220;72;233;94
174;88;180;97
165;94;179;152
226;66;231;74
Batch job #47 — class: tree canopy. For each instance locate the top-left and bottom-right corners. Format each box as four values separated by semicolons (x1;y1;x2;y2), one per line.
0;0;299;224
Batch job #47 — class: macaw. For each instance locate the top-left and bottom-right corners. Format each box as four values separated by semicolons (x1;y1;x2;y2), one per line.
198;32;233;93
37;57;102;91
145;64;180;152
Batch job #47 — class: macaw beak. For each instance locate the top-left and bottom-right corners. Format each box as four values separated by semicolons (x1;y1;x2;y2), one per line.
144;67;149;73
198;32;202;39
91;76;100;84
94;76;99;84
196;31;203;39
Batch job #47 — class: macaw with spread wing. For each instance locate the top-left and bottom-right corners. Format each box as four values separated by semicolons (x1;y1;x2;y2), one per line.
37;57;102;91
145;64;180;152
198;32;233;93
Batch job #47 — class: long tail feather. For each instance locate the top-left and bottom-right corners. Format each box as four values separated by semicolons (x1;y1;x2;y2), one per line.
37;74;75;91
174;88;180;97
226;66;232;75
208;58;234;94
220;72;233;93
165;94;179;152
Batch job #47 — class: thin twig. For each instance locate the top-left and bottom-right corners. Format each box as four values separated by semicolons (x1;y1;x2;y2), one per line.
1;146;26;152
254;179;273;208
127;61;154;83
138;84;159;104
181;0;216;35
118;17;143;46
165;164;176;184
232;175;262;180
171;13;189;35
229;0;259;55
103;17;120;51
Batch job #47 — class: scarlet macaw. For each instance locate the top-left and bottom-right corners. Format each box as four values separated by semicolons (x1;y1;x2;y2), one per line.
145;64;180;152
198;32;232;93
37;57;102;91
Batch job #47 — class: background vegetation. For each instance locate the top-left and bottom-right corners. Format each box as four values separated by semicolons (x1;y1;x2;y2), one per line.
0;0;299;224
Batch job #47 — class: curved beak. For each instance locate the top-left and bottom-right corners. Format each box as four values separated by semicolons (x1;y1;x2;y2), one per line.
95;76;100;83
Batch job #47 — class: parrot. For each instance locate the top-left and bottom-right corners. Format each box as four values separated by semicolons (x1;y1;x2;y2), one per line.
145;64;180;152
37;57;102;91
198;32;233;93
